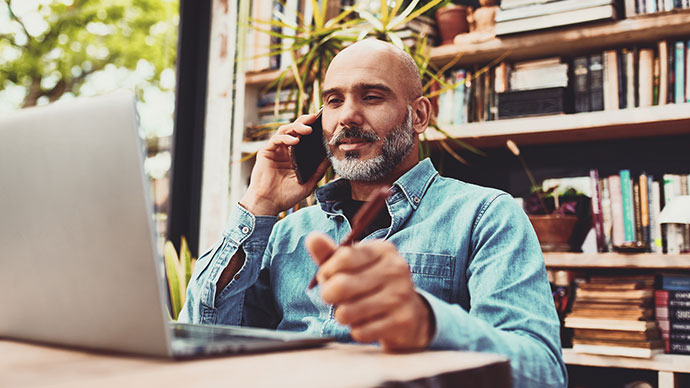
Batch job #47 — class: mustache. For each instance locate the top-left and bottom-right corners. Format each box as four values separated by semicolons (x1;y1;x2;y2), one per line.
328;127;380;146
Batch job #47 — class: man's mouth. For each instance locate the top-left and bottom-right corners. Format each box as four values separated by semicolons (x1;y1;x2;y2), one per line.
337;137;372;152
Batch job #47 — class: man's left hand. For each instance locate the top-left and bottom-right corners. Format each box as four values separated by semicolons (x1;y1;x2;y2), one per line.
305;232;434;351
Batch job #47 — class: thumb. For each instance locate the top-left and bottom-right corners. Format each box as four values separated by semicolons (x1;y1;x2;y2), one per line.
305;231;336;265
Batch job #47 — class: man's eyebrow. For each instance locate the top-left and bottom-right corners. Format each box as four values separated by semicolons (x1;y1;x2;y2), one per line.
321;83;394;98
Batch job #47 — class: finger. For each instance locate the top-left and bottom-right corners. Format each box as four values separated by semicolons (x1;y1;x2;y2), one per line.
276;122;313;137
296;113;320;125
318;240;390;281
265;134;299;151
305;232;337;266
334;288;399;326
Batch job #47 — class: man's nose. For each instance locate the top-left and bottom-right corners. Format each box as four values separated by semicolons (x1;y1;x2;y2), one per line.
337;98;364;128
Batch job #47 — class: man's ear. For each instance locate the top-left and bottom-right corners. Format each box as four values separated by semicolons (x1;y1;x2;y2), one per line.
411;96;432;135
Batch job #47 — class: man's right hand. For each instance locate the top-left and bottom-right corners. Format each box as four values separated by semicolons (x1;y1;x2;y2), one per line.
240;113;330;216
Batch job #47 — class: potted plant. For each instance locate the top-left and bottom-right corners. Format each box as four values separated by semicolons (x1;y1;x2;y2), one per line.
507;140;592;252
164;236;196;320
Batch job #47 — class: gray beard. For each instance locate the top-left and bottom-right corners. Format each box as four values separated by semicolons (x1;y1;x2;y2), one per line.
324;106;414;182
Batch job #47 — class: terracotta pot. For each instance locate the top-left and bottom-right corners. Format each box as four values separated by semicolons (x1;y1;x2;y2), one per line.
528;214;578;252
435;5;469;45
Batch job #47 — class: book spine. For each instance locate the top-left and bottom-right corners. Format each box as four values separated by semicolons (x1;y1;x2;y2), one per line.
608;174;626;247
658;40;669;105
670;341;690;355
639;173;650;248
671;333;690;341
638;48;654;107
590;169;606;252
653;54;660;105
668;40;675;103
589;53;604;111
573;56;590;112
453;69;468;125
670;308;690;321
624;0;637;16
627;49;637;108
633;180;643;243
603;50;619;110
663;174;680;254
663;275;690;291
601;177;614;251
675;41;686;103
650;178;663;253
687;40;690;102
620;170;636;242
618;49;627;109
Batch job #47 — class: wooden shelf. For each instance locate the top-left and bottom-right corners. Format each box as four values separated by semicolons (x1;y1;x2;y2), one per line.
544;253;690;269
562;348;690;373
430;9;690;67
424;103;690;148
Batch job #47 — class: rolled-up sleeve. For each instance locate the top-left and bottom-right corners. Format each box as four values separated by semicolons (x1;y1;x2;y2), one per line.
178;203;276;325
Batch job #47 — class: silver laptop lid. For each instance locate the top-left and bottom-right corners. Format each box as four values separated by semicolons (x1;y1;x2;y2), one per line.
0;92;173;357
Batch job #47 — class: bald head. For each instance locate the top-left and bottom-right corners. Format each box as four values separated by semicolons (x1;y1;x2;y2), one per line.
326;39;423;102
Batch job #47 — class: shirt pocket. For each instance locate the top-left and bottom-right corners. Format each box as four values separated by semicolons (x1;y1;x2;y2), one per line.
400;252;455;302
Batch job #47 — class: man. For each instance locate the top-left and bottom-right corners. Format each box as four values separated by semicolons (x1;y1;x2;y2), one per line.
180;39;567;387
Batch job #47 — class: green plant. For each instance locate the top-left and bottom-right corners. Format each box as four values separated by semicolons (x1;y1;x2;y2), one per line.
248;0;486;164
164;236;196;320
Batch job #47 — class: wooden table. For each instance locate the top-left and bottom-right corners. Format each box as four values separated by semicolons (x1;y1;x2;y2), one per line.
0;340;511;388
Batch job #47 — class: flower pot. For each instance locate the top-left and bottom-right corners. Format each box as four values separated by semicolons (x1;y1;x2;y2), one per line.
528;214;578;252
435;5;469;45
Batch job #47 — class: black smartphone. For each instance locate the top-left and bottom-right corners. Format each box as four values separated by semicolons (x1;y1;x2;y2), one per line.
288;111;328;184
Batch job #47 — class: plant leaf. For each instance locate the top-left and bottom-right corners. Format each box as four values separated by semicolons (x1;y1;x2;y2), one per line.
164;241;182;320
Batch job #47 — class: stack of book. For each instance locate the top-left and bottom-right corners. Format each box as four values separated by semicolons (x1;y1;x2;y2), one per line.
565;275;663;358
496;0;617;36
589;169;690;254
497;58;569;118
656;274;690;354
623;0;690;18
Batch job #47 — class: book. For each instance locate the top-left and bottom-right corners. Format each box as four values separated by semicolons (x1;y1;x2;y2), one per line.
573;56;590;112
608;174;625;247
638;48;654;107
620;169;635;243
574;328;660;341
600;177;613;250
658;40;669;105
589;53;604;111
604;50;620;110
453;69;468;125
668;39;675;103
576;288;653;300
616;49;625;110
675;41;686;103
497;87;566;119
572;342;663;358
661;274;690;291
639;173;650;247
687;40;690;102
624;0;637;17
656;289;690;301
496;0;615;22
633;180;642;243
495;4;617;36
590;169;606;251
669;341;690;354
565;317;658;331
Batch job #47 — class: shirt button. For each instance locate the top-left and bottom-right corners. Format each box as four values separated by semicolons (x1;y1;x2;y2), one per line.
234;274;240;280
413;197;420;204
241;226;250;234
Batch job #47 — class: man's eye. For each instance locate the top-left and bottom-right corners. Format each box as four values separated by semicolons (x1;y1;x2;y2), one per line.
326;98;342;105
364;95;382;101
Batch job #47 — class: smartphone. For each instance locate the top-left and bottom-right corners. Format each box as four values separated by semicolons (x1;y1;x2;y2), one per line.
288;111;328;184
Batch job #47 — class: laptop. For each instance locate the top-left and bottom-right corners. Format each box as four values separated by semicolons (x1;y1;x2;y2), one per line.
0;92;332;358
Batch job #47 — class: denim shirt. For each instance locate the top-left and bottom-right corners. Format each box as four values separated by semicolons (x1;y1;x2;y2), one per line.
179;158;567;387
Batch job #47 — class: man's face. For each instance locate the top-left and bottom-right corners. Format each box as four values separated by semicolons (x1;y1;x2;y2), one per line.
320;48;417;182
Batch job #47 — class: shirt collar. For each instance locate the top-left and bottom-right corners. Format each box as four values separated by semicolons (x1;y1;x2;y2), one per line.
315;158;438;211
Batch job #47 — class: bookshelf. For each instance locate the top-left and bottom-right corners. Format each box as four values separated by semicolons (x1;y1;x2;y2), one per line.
234;7;690;386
